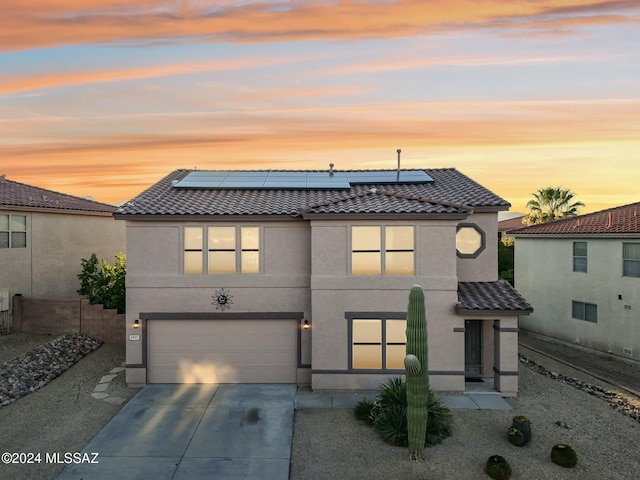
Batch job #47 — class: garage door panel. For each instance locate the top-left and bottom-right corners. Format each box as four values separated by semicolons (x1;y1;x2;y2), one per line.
147;319;297;384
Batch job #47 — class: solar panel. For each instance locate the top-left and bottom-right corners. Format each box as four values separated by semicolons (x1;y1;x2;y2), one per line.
173;170;432;190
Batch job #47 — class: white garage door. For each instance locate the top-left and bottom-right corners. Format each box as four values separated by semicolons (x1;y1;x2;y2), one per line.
147;319;297;384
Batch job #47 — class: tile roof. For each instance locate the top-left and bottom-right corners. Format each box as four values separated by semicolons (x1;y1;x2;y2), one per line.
498;215;526;232
509;202;640;236
0;176;116;214
115;168;509;218
456;281;533;315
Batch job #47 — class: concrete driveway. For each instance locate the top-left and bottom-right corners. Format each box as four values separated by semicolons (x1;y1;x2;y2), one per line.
56;384;296;480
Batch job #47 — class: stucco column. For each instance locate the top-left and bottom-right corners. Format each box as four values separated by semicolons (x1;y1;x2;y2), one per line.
493;318;519;397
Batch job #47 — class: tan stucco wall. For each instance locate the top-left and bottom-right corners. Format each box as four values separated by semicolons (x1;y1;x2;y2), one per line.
515;236;640;362
0;210;125;303
124;221;312;383
309;219;466;391
456;212;499;282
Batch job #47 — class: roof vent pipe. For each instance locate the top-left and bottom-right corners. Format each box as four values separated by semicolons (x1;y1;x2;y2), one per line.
329;163;334;176
396;149;402;179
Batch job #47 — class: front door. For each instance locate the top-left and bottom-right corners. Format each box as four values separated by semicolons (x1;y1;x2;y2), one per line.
464;320;483;379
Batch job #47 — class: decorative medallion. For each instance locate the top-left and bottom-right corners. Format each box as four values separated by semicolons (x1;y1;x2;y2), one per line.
213;287;233;311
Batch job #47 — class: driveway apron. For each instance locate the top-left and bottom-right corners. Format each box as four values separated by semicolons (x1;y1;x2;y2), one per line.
56;384;297;480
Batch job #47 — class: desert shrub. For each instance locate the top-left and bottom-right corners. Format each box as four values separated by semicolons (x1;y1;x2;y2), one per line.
77;252;126;313
354;399;376;425
361;377;453;448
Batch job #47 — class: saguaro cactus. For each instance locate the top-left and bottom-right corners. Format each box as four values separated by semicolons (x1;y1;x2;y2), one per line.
404;284;429;461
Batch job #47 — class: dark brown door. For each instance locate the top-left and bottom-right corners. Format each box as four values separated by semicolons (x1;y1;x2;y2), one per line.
464;320;483;379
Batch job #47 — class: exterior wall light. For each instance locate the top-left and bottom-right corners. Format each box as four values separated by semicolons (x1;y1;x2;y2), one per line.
133;319;140;329
303;319;310;330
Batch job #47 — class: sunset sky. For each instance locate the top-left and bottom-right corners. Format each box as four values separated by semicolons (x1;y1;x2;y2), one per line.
1;1;639;213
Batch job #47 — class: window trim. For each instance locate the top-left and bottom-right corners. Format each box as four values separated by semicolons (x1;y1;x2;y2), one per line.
572;241;588;273
622;242;640;278
346;312;406;372
455;223;486;259
350;225;415;276
0;214;27;249
572;300;597;323
183;225;261;275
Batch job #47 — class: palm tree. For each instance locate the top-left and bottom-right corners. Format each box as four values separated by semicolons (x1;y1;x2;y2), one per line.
524;187;585;225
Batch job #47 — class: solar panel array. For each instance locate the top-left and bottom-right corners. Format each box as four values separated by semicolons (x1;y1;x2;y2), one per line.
173;170;433;190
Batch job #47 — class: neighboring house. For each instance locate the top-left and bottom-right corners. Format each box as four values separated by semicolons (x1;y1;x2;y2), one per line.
0;175;126;307
510;202;640;363
498;214;525;243
115;168;532;395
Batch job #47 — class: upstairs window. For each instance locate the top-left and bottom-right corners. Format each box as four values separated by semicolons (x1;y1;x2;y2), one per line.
456;224;485;258
573;241;587;273
0;214;27;248
623;243;640;278
351;226;414;275
184;226;260;274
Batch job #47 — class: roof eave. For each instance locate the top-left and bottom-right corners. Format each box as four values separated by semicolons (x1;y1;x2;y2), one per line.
1;205;115;216
454;305;533;316
512;232;640;239
300;212;470;221
113;213;304;222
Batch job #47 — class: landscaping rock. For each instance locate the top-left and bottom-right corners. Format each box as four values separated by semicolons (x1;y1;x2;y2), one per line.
0;333;102;407
519;354;640;424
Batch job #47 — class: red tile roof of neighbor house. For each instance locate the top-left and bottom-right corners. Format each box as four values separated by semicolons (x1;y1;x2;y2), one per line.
509;202;640;236
115;168;510;217
457;281;533;315
498;215;526;232
0;176;116;214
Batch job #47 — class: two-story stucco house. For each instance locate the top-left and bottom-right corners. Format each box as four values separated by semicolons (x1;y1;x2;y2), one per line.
115;168;532;395
511;202;640;363
0;175;125;310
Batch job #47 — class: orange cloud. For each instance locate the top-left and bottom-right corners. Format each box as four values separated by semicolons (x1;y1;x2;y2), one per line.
2;1;638;52
0;55;310;95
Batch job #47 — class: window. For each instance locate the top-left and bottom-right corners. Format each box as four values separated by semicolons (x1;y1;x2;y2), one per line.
351;226;414;275
0;214;27;248
623;243;640;278
572;301;597;323
349;315;406;370
456;224;485;258
183;226;260;274
573;242;587;272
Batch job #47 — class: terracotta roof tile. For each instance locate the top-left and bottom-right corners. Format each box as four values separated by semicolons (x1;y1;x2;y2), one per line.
509;202;640;236
498;215;526;232
115;168;509;217
457;281;533;315
0;176;116;214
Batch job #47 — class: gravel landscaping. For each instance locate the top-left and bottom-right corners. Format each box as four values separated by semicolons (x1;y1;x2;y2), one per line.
0;333;103;407
0;333;137;480
291;350;640;480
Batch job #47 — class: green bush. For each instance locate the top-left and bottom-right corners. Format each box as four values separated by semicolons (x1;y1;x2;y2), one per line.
77;252;126;314
355;377;453;448
354;399;376;425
